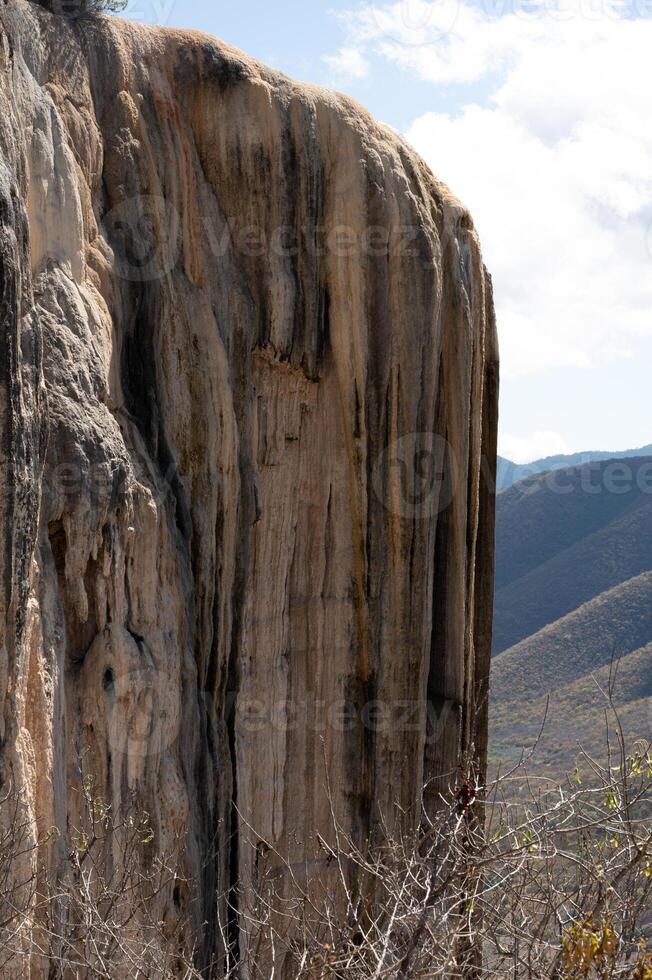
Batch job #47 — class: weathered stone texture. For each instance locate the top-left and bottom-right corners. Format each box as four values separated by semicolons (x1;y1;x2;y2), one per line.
0;1;498;971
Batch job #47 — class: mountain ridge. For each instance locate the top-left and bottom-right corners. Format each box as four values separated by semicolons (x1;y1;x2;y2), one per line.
497;443;652;490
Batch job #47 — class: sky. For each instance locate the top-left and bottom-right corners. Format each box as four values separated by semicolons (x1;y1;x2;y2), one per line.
119;0;652;464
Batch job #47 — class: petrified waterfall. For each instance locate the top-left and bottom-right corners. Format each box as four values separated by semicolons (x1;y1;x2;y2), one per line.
0;0;498;972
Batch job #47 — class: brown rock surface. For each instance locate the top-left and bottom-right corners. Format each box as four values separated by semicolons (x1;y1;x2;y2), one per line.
0;1;498;971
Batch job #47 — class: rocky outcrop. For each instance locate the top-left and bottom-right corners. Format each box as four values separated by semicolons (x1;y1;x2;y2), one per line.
0;1;498;972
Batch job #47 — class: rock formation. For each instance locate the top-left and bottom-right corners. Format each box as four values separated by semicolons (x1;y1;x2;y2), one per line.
0;0;498;972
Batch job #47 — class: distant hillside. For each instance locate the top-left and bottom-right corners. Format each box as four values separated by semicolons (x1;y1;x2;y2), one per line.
491;573;652;772
492;572;652;702
494;457;652;653
497;444;652;490
491;455;652;775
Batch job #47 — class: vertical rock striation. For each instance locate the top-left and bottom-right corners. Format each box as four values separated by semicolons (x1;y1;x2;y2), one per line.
0;0;498;972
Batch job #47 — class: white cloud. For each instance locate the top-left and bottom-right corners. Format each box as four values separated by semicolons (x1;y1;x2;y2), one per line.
322;46;370;79
499;430;573;463
328;1;652;378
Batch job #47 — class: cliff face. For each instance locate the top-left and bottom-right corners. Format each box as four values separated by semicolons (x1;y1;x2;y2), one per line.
0;0;498;971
